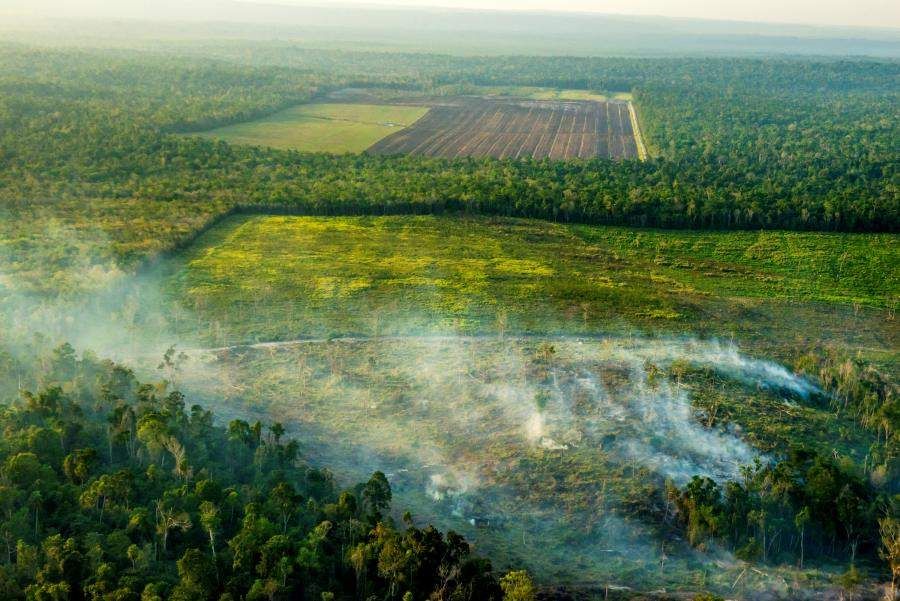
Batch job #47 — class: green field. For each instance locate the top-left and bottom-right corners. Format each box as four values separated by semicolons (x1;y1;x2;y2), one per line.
165;215;897;364
190;103;429;153
476;86;631;102
465;86;632;102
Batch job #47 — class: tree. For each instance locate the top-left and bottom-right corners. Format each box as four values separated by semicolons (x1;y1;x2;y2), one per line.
155;502;192;557
200;501;221;578
0;355;499;600
362;472;392;525
795;506;811;570
269;423;285;444
171;548;216;601
269;482;303;534
879;517;900;600
157;346;188;389
63;448;98;485
500;571;535;601
375;524;408;600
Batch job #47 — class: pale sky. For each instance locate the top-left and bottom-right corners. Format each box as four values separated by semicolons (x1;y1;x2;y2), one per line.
271;0;900;29
3;0;898;30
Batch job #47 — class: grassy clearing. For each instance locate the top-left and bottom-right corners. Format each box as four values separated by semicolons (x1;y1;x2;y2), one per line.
189;103;429;153
328;86;626;103
471;85;629;102
165;215;897;356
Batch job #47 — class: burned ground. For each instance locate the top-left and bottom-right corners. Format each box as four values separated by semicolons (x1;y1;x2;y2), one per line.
367;97;639;160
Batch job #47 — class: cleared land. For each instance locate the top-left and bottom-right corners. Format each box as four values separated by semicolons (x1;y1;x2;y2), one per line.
165;215;897;366
473;86;631;102
191;103;428;153
367;98;639;160
157;214;894;590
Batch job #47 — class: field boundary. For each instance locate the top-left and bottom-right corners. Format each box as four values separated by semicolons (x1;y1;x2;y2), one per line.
628;101;649;161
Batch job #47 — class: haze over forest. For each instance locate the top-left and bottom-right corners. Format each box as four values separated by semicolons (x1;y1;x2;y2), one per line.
0;1;897;600
2;0;899;56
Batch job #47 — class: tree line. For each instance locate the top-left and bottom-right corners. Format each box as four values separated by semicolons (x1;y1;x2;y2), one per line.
0;47;897;233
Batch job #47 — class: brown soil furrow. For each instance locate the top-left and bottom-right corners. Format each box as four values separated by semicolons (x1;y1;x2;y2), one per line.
597;134;609;159
564;130;581;159
453;131;491;158
416;107;485;156
621;135;638;159
407;121;456;155
539;109;565;159
516;107;546;159
487;134;513;158
450;107;501;157
560;109;576;134
587;134;603;158
469;106;508;156
617;104;633;158
370;98;639;161
573;110;592;158
374;108;450;155
499;133;524;159
426;108;490;157
549;134;569;160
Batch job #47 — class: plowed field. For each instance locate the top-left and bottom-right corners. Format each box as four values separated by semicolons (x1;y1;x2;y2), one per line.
367;98;638;160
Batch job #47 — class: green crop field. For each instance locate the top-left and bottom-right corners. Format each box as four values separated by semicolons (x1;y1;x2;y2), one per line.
190;103;429;153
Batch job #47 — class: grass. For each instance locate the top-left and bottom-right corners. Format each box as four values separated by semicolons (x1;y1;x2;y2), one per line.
189;103;429;153
164;215;897;366
0;198;231;294
471;85;631;102
327;86;629;103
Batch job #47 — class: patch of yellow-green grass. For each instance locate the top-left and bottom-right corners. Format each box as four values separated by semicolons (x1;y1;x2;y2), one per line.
163;215;897;369
473;86;613;102
189;103;429;153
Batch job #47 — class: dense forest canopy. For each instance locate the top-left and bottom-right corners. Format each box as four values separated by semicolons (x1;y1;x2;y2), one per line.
0;346;516;600
0;47;897;241
0;336;894;599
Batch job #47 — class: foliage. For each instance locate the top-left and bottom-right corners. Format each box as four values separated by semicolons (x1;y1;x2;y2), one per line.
163;215;897;356
0;48;897;236
499;571;535;601
0;347;509;600
669;450;893;570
